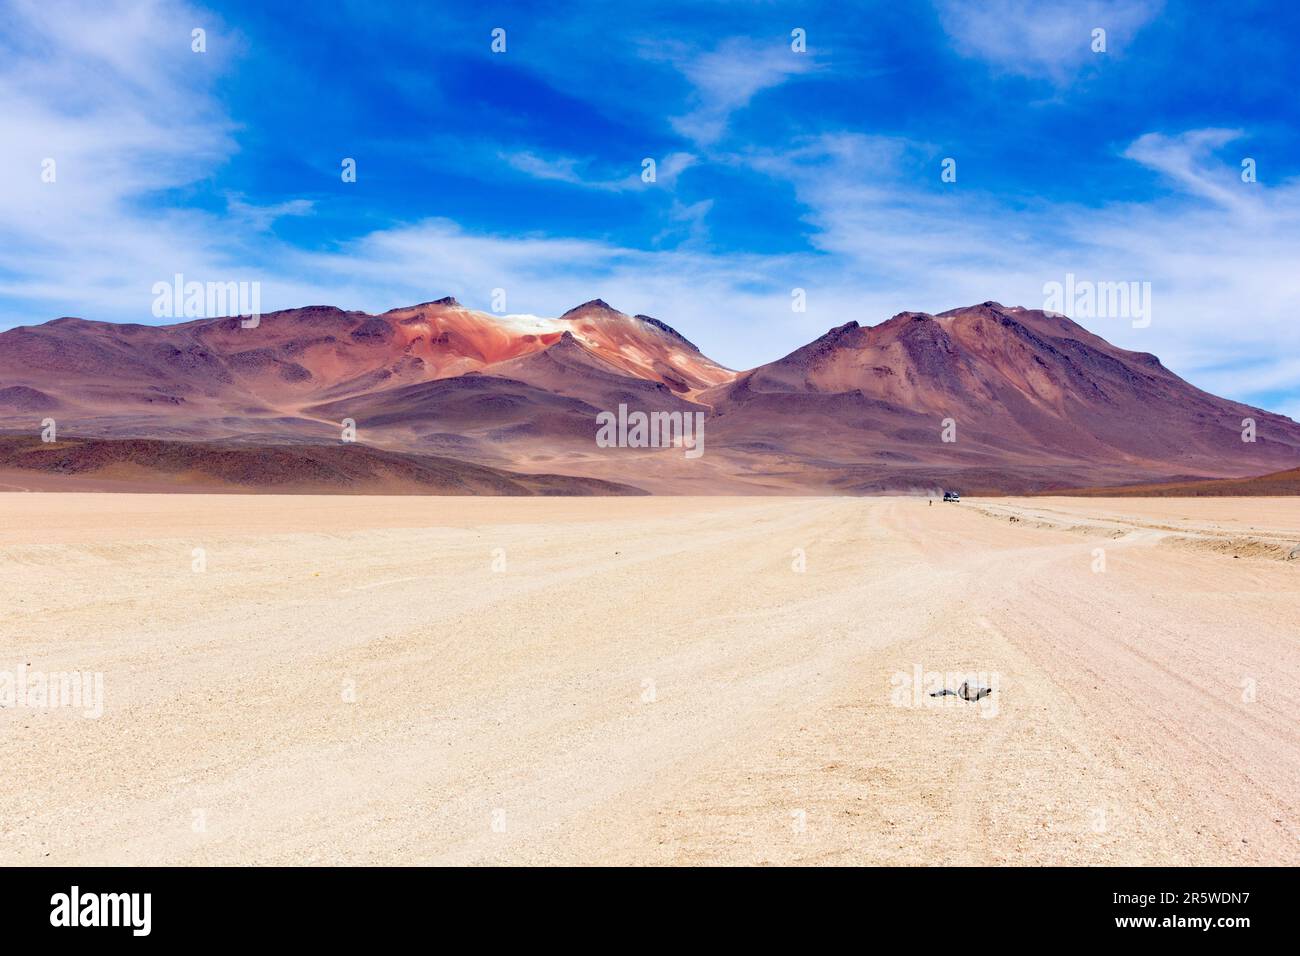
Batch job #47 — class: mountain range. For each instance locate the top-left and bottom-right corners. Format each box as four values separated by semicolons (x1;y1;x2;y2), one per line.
1;297;1296;494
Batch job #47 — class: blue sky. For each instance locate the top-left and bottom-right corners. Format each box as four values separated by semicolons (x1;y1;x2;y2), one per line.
1;0;1298;415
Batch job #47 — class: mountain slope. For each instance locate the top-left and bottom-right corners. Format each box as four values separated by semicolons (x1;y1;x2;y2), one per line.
1036;465;1300;498
706;302;1300;489
484;331;704;411
0;435;645;495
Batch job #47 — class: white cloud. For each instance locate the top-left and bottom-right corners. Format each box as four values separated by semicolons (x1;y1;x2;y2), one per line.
0;0;252;316
1123;128;1251;208
648;37;820;145
501;150;696;191
225;196;316;232
653;198;714;248
934;0;1163;83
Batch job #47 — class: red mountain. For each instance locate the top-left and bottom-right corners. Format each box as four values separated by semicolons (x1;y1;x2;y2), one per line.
0;298;1295;493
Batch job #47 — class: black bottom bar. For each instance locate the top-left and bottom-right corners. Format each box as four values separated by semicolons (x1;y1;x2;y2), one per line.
0;865;1288;941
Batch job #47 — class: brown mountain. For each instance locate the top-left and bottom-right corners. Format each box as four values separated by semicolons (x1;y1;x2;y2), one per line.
0;297;729;436
0;298;1296;493
703;302;1300;492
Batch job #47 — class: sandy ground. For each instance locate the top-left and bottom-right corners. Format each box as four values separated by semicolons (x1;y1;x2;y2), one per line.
0;493;1296;866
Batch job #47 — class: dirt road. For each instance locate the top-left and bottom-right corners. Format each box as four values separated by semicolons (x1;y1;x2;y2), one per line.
1;494;1296;865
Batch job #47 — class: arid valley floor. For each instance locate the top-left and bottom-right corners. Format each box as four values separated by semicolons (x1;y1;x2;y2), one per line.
1;494;1297;865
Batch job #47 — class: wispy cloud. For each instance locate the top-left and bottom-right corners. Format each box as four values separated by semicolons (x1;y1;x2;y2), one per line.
1123;128;1252;208
654;199;714;248
934;0;1162;83
0;0;243;312
501;150;696;191
225;195;316;232
648;36;820;145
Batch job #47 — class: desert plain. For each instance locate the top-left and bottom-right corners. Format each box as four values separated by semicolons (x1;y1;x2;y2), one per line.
0;492;1296;865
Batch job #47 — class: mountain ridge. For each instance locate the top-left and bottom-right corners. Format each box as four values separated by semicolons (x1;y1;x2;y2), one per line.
1;298;1296;494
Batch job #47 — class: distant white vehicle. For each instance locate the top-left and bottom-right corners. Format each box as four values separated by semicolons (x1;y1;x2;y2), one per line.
943;490;961;502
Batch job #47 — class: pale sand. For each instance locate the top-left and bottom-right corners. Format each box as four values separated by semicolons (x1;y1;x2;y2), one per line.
1;494;1296;866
